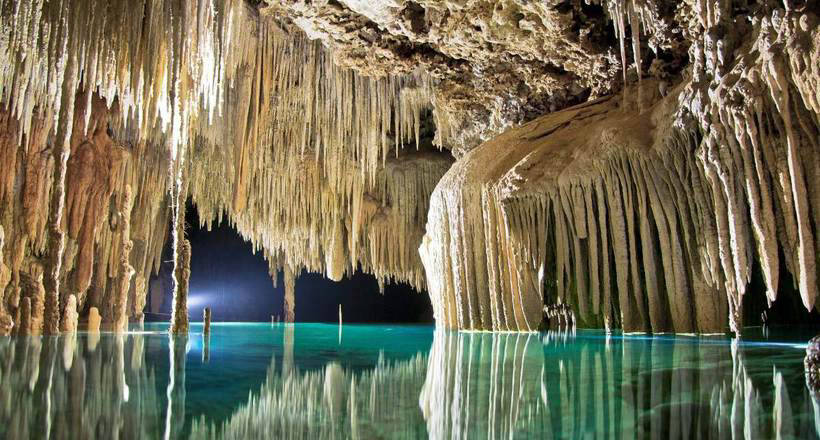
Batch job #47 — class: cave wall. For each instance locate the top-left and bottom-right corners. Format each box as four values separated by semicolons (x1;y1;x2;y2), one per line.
420;2;819;332
0;93;170;334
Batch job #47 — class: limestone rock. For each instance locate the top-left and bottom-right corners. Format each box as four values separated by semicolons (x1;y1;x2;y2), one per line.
806;335;820;395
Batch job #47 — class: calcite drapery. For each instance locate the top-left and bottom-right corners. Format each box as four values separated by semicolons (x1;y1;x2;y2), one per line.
420;1;819;332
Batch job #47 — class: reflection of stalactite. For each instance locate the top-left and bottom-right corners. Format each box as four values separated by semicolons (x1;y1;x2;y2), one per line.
190;349;428;439
0;331;160;438
164;335;188;440
419;330;820;438
420;331;544;438
282;324;294;377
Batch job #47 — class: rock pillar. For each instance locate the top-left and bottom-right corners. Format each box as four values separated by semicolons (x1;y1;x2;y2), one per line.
203;307;211;335
284;266;295;323
111;186;135;332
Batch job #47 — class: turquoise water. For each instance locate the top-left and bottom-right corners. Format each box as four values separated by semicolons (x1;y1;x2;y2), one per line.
1;323;819;439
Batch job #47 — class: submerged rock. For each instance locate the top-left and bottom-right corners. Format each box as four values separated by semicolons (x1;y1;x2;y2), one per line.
807;335;820;395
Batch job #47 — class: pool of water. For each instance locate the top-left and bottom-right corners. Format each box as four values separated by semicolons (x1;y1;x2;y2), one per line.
1;323;818;439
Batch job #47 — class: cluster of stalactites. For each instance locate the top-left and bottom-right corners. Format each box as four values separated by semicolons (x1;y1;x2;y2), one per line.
0;0;440;330
191;150;450;295
678;0;820;332
1;0;435;208
420;1;818;333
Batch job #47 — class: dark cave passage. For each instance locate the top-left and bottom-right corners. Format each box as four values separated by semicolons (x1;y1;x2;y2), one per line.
146;201;433;323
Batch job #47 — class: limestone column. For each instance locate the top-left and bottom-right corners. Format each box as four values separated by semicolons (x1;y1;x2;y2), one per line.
43;50;79;335
169;162;190;335
18;297;31;336
111;186;135;332
284;266;296;323
203;307;211;335
170;238;191;334
164;334;188;440
0;226;13;335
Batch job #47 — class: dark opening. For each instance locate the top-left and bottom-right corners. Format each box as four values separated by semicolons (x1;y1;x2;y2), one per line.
145;201;433;323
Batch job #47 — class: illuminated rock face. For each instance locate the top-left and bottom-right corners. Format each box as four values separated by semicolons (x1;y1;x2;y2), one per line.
0;0;818;333
419;3;820;331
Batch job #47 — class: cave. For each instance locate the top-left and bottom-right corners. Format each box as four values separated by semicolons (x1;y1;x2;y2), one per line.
1;0;819;438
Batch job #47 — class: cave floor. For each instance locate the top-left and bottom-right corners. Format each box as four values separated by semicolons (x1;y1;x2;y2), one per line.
1;323;817;439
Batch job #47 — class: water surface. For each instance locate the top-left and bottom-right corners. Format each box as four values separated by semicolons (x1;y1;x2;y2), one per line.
1;323;818;439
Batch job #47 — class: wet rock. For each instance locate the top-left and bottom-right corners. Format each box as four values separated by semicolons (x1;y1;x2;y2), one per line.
806;335;820;395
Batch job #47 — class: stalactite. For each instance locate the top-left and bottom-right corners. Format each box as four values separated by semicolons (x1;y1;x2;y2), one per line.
0;0;441;325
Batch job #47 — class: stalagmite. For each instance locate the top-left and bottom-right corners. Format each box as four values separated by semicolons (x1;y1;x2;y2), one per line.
284;266;296;323
0;226;12;335
60;295;79;334
87;307;101;333
169;238;191;335
203;308;212;335
18;297;31;337
19;266;45;336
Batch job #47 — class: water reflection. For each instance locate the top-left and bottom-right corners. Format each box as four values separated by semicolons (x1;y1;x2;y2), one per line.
0;334;162;439
0;327;818;439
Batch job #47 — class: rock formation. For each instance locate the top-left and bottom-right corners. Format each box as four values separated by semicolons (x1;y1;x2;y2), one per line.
419;2;819;332
0;0;817;333
0;226;13;334
283;265;296;323
60;294;79;333
87;307;101;333
110;185;135;332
